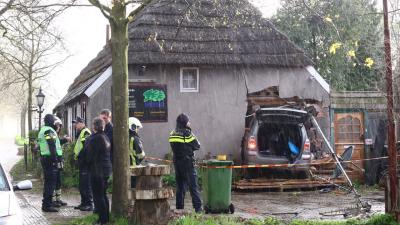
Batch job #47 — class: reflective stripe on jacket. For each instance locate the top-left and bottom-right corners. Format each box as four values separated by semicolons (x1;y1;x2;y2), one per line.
129;134;145;166
169;129;200;160
38;126;62;156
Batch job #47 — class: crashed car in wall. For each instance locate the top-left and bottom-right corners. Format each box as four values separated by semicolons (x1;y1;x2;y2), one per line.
241;107;312;178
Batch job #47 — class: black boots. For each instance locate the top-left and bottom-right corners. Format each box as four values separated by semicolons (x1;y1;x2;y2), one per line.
42;206;59;212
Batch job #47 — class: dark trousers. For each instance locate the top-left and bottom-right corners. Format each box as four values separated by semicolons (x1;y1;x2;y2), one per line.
174;159;202;211
41;157;58;208
79;164;93;206
91;176;109;224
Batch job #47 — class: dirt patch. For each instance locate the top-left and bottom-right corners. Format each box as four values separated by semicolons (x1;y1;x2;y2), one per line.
168;189;385;222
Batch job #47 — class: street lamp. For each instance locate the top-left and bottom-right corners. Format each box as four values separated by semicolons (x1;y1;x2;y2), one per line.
36;87;45;128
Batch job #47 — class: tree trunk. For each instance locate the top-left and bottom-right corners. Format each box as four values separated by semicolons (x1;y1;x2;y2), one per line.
20;105;27;138
27;74;33;135
109;2;130;216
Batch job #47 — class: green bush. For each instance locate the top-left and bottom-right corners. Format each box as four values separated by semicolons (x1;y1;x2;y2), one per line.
162;168;203;189
162;174;176;187
28;130;39;143
364;214;399;225
14;135;27;146
61;143;79;188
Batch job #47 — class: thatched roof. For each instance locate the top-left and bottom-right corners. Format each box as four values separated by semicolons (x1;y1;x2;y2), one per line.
57;0;312;107
128;0;312;66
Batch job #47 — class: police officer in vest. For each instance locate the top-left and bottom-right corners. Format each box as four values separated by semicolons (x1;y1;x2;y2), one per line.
169;113;202;213
72;117;93;211
38;114;62;212
128;117;145;188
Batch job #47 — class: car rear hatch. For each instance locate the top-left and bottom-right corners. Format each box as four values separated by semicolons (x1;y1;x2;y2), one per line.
251;107;310;163
255;107;309;124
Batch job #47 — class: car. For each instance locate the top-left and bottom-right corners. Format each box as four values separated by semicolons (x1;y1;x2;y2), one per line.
241;107;312;178
0;162;32;225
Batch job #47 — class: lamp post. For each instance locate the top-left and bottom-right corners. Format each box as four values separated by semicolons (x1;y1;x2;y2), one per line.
36;87;45;128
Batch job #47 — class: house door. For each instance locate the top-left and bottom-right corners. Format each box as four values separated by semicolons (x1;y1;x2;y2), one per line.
334;112;365;180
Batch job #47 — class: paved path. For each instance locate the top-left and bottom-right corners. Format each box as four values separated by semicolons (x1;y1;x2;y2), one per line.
0;138;90;225
16;191;91;225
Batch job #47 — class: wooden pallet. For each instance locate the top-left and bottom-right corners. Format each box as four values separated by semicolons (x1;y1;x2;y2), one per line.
233;178;347;191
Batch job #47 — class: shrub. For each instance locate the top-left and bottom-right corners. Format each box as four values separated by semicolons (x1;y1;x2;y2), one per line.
364;214;398;225
14;135;27;146
162;174;176;187
61;143;79;188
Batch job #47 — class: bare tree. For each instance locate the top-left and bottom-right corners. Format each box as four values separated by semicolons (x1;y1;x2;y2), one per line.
87;0;152;216
0;6;67;138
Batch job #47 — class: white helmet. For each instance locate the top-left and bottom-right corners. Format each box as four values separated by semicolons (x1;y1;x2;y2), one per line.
128;117;142;130
54;116;62;125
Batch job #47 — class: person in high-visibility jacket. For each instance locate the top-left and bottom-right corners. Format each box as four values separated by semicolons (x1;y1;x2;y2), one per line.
128;117;145;188
38;114;62;212
72;117;93;211
52;116;69;208
169;113;202;213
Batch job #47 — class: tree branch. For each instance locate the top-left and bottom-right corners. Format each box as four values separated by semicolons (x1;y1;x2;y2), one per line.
0;0;15;17
125;0;142;6
127;0;152;23
88;0;112;20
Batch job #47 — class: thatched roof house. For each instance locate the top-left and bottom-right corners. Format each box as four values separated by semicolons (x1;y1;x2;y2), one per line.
55;0;329;159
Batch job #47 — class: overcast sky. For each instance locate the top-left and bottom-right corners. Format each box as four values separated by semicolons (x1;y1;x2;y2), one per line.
44;0;281;113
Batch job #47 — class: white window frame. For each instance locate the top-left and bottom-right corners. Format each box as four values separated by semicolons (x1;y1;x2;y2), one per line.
180;67;199;92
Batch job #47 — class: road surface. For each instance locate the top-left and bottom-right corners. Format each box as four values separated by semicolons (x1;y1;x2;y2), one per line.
0;138;22;172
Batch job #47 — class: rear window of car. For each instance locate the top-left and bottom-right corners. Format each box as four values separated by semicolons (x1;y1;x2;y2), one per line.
0;166;10;191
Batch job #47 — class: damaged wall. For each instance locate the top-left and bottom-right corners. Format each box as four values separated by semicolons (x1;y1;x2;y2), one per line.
65;64;331;160
127;64;330;159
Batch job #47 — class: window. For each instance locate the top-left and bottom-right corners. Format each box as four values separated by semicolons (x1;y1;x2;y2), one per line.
337;115;362;142
180;67;199;92
0;166;10;191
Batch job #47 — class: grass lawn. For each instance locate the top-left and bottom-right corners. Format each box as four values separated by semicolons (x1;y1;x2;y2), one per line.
68;213;398;225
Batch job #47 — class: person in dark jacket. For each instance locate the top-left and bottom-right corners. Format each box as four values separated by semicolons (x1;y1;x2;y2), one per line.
100;109;113;164
84;117;112;225
72;117;93;211
169;113;202;212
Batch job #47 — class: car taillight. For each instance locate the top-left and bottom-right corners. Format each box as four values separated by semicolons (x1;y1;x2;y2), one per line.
302;139;311;160
304;139;310;151
247;137;257;151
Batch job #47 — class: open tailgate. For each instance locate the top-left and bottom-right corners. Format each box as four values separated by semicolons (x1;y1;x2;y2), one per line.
256;107;309;124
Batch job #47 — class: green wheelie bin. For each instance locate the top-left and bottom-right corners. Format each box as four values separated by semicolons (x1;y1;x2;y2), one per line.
201;160;234;214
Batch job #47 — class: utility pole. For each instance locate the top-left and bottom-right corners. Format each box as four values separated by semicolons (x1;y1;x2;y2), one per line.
383;0;399;220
